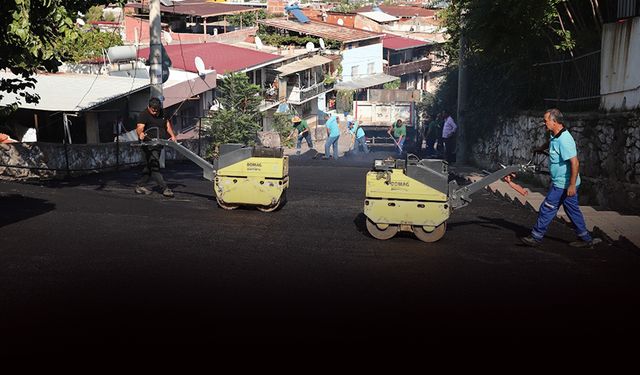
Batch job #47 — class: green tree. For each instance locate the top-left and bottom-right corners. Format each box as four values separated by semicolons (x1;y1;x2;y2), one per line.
60;26;123;63
226;9;266;27
0;0;124;117
85;5;104;22
432;0;603;142
203;72;263;150
383;80;400;90
272;112;295;148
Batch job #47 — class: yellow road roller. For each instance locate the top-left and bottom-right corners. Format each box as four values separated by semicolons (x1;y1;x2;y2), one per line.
138;140;288;212
213;144;288;212
364;155;533;242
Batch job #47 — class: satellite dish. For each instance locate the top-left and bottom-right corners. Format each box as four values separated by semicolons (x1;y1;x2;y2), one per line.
337;19;344;26
305;42;315;51
76;18;85;26
255;35;263;50
194;56;206;76
319;38;326;50
163;31;173;44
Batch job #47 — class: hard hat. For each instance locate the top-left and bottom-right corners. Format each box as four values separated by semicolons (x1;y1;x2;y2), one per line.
292;116;301;123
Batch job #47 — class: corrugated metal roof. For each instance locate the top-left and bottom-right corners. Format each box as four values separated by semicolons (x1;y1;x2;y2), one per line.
125;2;257;17
357;11;400;23
258;19;382;44
0;71;149;112
383;34;429;50
335;73;399;90
138;42;282;74
276;55;331;76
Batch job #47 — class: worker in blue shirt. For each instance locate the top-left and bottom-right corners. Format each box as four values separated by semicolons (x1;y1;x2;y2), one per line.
348;120;369;154
323;113;340;159
521;108;599;248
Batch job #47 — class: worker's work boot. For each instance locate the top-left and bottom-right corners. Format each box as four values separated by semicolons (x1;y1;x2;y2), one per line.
162;188;174;198
521;235;542;247
135;186;152;195
569;238;601;248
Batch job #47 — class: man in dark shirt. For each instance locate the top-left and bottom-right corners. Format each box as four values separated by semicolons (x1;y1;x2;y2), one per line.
134;97;177;197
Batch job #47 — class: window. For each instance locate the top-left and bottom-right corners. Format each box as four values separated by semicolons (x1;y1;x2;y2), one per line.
367;63;374;75
351;65;359;78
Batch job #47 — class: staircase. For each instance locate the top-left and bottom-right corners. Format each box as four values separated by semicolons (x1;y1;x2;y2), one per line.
465;172;640;248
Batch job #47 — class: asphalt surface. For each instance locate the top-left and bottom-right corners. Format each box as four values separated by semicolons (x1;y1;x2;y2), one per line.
2;151;640;347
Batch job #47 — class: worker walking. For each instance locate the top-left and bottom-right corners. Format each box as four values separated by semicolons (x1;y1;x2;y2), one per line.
135;97;177;198
287;116;313;155
521;108;599;248
348;119;369;154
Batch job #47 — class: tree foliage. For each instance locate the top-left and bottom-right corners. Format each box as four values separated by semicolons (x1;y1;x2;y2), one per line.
0;0;124;116
257;25;342;50
203;72;263;149
426;0;604;143
85;5;104;22
226;9;267;27
60;26;123;63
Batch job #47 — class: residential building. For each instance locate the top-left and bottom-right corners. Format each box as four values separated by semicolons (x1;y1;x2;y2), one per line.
0;71;150;144
600;3;640;111
258;18;395;89
382;34;431;90
125;0;261;37
137;41;283;132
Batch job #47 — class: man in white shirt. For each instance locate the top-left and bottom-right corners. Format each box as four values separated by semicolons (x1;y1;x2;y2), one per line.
441;110;457;163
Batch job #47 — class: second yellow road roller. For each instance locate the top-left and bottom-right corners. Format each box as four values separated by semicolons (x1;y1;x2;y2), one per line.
364;155;534;242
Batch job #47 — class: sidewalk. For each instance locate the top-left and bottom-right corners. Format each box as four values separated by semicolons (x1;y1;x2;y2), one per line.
452;164;640;249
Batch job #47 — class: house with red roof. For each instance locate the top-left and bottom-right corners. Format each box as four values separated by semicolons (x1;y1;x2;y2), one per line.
382;34;432;90
137;40;339;131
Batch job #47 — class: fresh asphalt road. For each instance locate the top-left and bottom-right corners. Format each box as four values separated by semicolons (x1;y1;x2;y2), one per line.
1;153;639;346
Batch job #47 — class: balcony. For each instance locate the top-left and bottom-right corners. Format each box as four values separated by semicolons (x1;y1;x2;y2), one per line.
384;59;432;77
286;82;334;105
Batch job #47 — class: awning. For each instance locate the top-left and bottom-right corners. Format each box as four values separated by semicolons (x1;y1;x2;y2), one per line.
276;55;332;77
335;73;399;90
357;11;400;23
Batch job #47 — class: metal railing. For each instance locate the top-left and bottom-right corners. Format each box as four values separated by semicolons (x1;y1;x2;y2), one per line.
528;50;601;111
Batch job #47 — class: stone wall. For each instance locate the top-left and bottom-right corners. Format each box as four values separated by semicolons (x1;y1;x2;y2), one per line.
0;139;210;180
468;111;640;214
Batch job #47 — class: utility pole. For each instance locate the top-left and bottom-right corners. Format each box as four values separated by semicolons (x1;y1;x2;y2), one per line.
149;0;163;100
456;7;468;163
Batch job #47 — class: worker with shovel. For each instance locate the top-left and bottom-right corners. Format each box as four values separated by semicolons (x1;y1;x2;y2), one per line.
388;119;406;155
286;116;313;155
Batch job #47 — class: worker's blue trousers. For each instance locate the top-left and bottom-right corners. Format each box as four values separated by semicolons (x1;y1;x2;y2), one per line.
531;184;592;242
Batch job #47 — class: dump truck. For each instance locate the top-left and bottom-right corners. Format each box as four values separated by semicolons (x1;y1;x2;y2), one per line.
353;90;420;151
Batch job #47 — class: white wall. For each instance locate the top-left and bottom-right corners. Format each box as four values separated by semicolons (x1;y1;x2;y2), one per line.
601;16;640;111
341;43;383;82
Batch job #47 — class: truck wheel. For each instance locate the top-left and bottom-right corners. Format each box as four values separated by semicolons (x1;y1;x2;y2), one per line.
413;223;446;243
366;218;398;240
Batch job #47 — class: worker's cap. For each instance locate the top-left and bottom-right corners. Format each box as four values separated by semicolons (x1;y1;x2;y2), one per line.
292;116;301;123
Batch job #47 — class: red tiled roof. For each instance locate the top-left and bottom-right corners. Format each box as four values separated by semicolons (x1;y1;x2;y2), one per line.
125;2;257;17
259;19;382;44
382;34;429;50
356;5;436;18
138;42;281;74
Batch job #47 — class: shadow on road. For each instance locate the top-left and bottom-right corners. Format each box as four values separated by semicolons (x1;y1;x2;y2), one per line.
0;194;56;228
